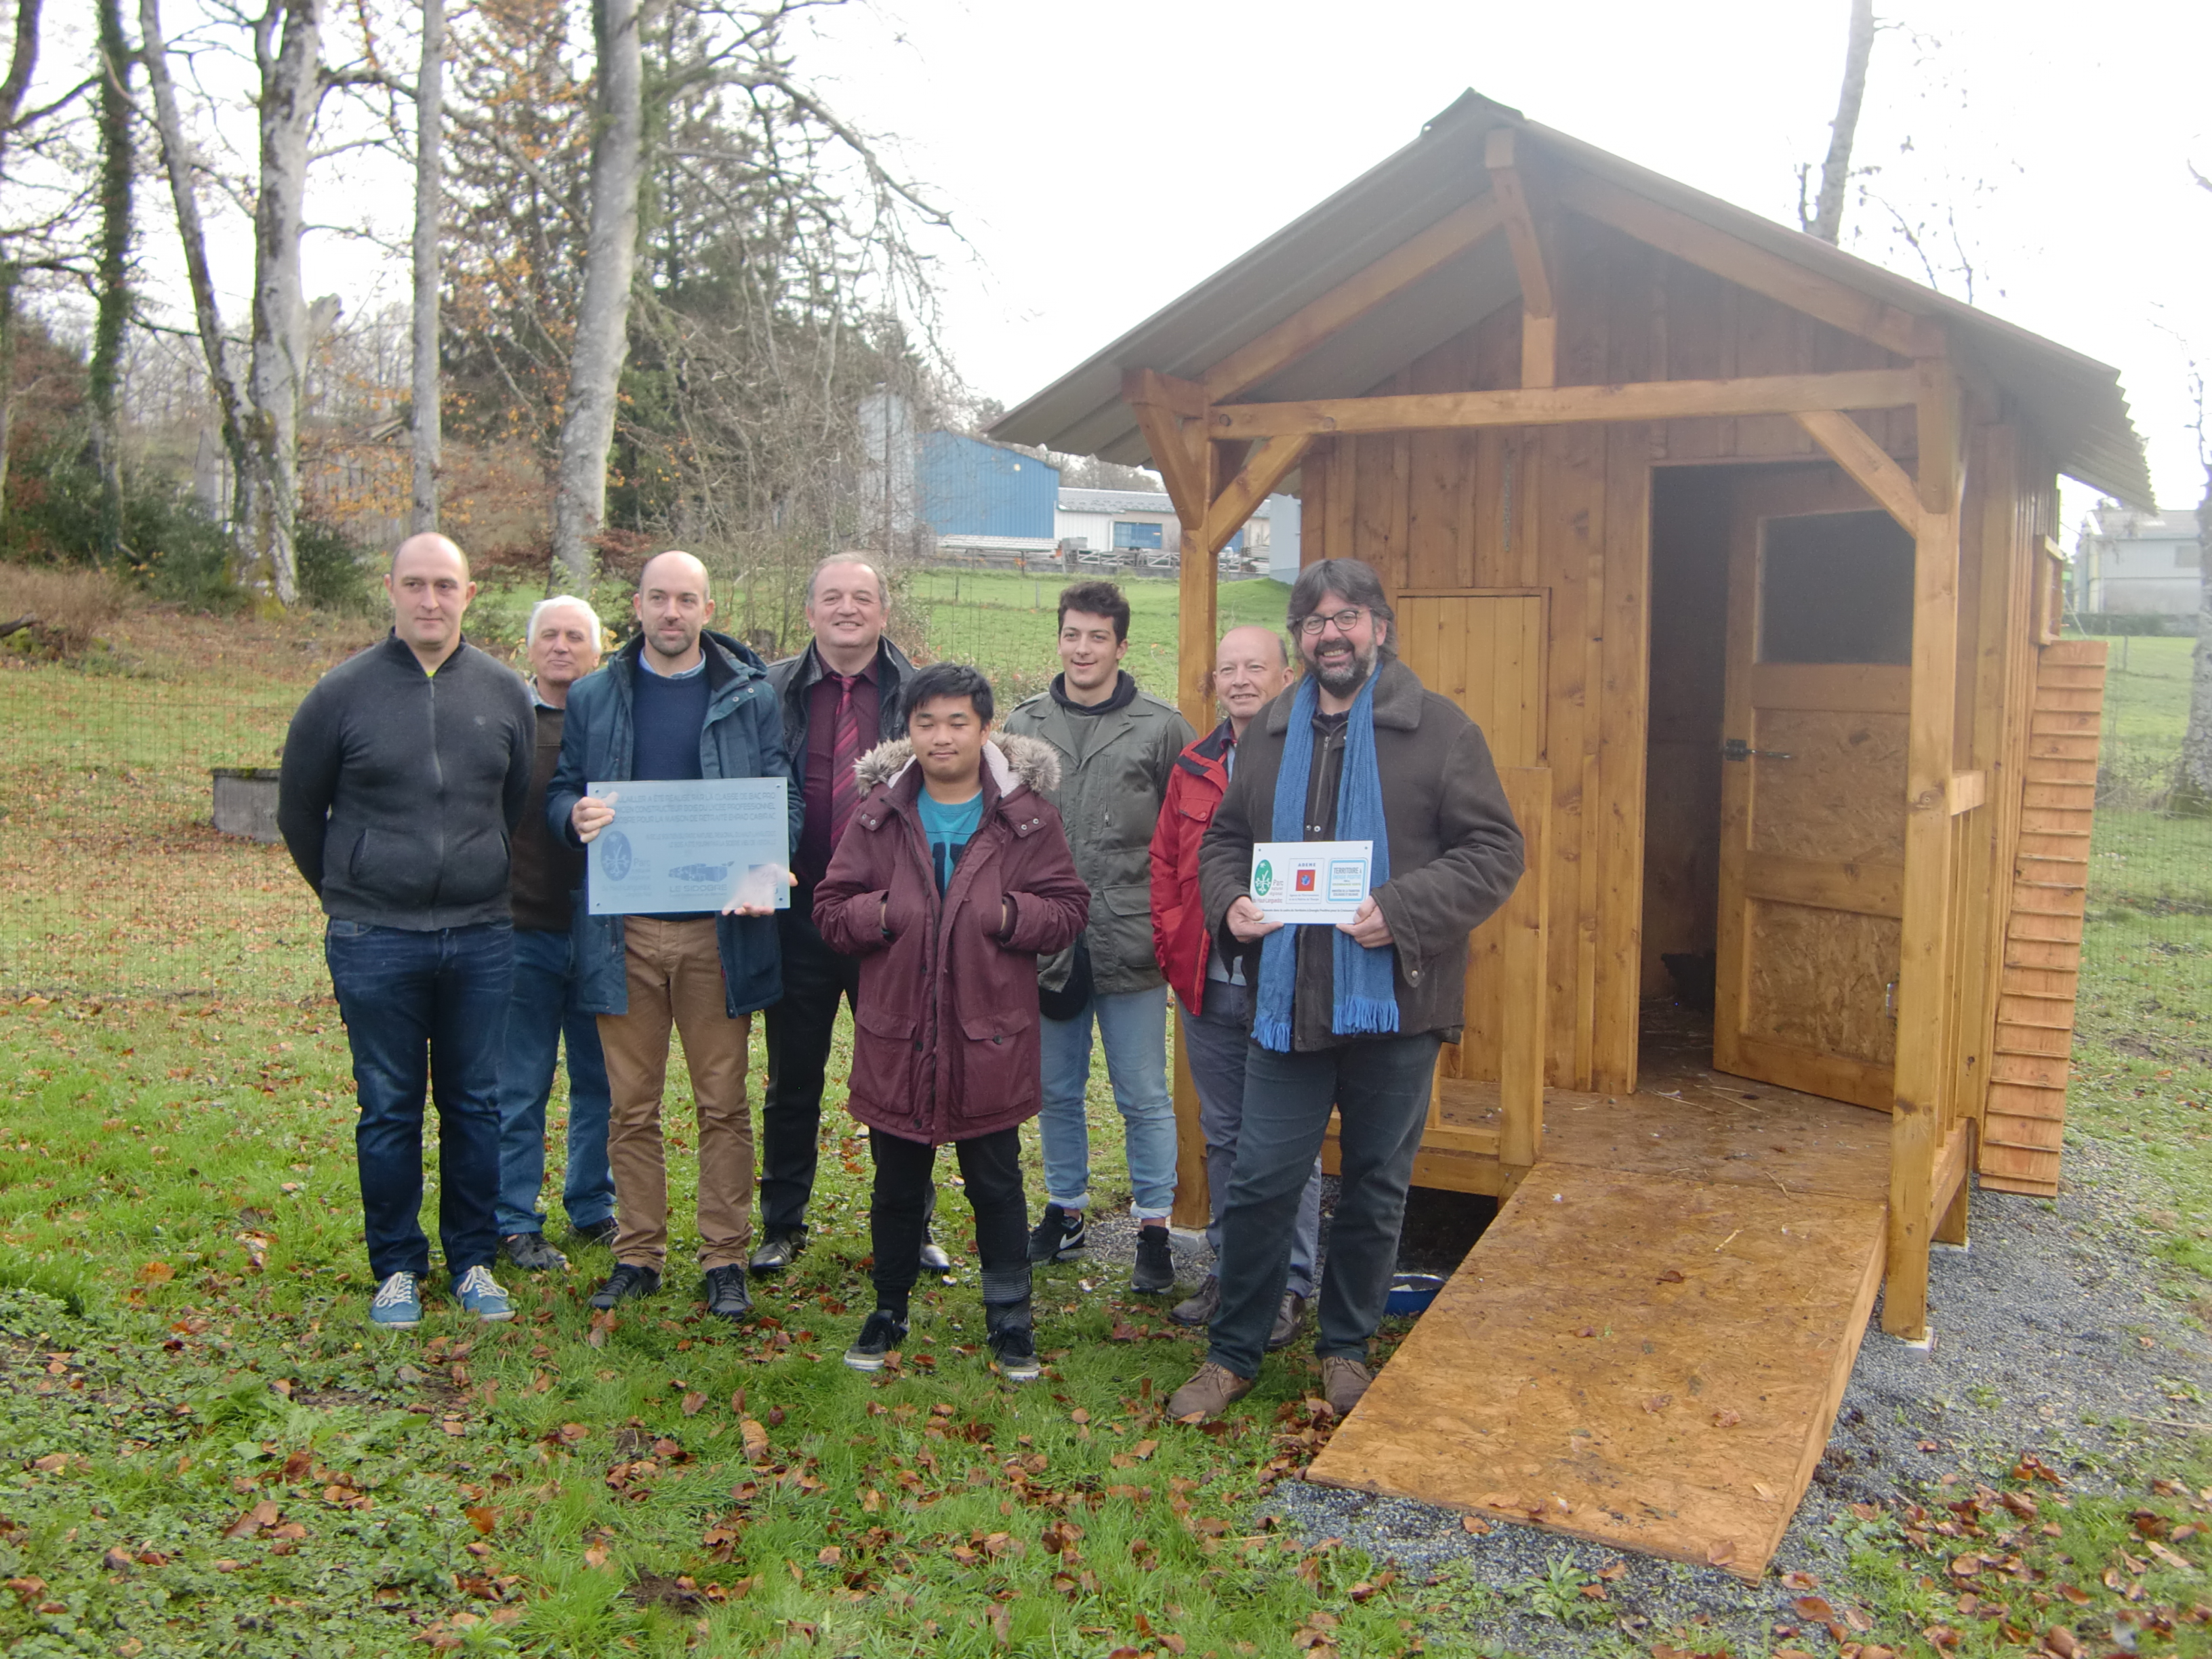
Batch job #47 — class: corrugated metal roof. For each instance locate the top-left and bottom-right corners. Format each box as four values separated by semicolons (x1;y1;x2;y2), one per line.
989;91;2151;508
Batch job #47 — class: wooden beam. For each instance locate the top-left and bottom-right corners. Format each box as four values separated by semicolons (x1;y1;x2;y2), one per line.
1125;369;1210;527
1916;358;1963;515
1202;434;1313;554
1197;194;1505;404
1946;769;1986;815
1791;410;1919;533
1209;368;1918;440
1485;127;1557;388
1556;169;1943;361
1885;419;1964;1342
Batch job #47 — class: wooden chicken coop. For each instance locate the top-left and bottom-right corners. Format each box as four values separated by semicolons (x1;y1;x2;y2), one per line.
994;91;2142;1576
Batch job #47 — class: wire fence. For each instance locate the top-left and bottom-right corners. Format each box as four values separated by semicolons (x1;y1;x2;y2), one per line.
13;603;2199;1002
2084;632;2212;928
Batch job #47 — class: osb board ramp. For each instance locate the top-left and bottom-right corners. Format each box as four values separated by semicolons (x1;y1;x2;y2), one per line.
1304;1163;1887;1579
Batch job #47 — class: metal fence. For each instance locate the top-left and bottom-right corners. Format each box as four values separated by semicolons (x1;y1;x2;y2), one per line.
2085;632;2212;926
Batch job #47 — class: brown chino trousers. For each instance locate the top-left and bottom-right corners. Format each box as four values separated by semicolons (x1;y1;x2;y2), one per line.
595;916;754;1273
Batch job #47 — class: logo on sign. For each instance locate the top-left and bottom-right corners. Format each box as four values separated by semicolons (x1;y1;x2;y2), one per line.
1252;859;1274;897
601;830;633;881
1295;866;1317;893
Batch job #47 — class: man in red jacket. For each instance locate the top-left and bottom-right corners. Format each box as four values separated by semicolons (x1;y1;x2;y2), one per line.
815;663;1090;1382
1150;625;1320;1348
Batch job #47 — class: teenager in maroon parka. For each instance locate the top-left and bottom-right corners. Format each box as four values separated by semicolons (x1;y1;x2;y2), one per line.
814;663;1090;1380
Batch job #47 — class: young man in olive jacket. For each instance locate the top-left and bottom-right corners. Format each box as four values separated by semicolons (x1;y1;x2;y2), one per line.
1168;560;1525;1423
814;664;1090;1382
1001;581;1193;1292
278;533;534;1330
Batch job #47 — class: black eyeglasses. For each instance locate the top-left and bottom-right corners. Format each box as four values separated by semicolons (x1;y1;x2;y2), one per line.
1296;607;1367;637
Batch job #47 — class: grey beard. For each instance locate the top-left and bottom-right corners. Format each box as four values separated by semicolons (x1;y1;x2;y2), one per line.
1312;640;1377;697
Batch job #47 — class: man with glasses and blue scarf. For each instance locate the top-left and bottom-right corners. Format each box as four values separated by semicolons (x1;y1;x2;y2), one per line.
1166;559;1525;1422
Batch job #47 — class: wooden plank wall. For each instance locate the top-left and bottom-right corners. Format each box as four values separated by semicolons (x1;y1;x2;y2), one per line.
1300;216;1914;1093
1980;638;2108;1193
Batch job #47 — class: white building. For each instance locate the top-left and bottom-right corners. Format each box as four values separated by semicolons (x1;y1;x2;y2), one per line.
2075;504;2201;616
1052;487;1300;579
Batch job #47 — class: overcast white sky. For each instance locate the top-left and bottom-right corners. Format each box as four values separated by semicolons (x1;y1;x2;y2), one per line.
782;0;2212;523
96;0;2212;527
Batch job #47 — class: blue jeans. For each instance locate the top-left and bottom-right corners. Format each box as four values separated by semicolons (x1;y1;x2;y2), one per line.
325;920;513;1281
493;926;615;1237
1179;983;1322;1299
1208;1031;1441;1380
1037;983;1178;1219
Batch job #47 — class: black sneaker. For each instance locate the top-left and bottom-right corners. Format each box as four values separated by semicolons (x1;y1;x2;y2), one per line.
702;1264;752;1322
918;1229;952;1273
1027;1204;1086;1264
570;1216;619;1250
1132;1223;1176;1294
588;1263;659;1310
989;1325;1041;1383
499;1231;568;1273
842;1308;907;1373
747;1227;804;1275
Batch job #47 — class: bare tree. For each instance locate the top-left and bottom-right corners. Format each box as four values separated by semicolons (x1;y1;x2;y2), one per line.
87;0;132;560
138;0;252;542
1799;0;1875;244
409;0;442;533
548;0;642;587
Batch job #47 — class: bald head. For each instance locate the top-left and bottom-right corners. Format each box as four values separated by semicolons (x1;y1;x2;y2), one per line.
384;532;476;671
390;531;469;579
1213;622;1294;737
634;549;716;672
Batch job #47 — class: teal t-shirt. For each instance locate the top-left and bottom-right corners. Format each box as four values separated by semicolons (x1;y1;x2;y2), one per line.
917;790;985;892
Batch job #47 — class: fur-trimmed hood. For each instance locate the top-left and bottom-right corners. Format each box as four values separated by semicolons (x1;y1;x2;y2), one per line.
853;732;1062;798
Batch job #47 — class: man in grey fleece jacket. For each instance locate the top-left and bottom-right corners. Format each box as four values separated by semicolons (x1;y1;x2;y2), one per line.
279;533;535;1331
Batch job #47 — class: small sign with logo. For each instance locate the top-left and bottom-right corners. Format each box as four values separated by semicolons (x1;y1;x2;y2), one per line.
1249;839;1373;924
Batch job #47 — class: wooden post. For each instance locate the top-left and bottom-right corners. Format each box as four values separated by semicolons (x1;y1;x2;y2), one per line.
1496;768;1551;1171
1884;357;1963;1343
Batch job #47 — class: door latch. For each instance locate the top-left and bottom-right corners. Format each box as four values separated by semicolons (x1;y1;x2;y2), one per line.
1721;737;1794;762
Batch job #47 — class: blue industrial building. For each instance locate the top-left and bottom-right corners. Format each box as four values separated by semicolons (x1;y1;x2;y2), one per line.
916;432;1060;539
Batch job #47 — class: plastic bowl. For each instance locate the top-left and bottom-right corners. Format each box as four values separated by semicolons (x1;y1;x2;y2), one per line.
1385;1273;1446;1315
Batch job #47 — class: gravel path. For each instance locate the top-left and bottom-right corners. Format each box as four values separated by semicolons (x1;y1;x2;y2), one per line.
1069;1132;2210;1655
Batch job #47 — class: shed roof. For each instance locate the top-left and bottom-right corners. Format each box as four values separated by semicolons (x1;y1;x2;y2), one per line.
990;91;2151;508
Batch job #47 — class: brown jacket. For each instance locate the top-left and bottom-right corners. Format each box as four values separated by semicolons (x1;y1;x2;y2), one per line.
1197;657;1525;1048
815;735;1090;1145
509;700;584;933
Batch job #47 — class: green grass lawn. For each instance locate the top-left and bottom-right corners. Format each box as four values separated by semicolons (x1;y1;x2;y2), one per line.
1;595;2207;1656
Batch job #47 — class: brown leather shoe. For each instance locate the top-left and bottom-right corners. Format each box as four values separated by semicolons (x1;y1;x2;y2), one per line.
1166;1361;1255;1421
1321;1355;1375;1417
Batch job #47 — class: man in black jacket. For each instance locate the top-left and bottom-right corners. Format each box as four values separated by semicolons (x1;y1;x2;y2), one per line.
750;554;938;1273
279;533;535;1331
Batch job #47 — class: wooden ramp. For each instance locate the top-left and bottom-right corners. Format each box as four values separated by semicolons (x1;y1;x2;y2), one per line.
1306;1132;1887;1577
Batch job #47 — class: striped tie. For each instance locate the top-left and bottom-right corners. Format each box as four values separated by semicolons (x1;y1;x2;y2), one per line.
828;673;862;848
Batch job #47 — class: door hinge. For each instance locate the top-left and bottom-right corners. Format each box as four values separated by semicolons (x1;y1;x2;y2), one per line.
1721;737;1795;762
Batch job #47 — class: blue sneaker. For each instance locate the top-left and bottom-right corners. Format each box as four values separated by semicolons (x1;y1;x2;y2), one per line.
451;1265;514;1324
369;1271;422;1329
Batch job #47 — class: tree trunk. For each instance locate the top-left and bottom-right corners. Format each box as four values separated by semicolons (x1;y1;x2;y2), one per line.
1809;0;1875;245
549;0;644;588
409;0;443;534
140;0;253;539
245;0;325;607
0;0;43;544
2179;464;2212;811
89;0;134;562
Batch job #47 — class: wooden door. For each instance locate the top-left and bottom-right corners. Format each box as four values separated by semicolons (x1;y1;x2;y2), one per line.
1714;471;1914;1112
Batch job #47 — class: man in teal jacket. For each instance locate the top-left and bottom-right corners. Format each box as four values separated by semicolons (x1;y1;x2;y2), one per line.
546;551;801;1324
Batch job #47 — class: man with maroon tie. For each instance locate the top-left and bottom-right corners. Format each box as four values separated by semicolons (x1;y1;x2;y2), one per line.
752;554;924;1273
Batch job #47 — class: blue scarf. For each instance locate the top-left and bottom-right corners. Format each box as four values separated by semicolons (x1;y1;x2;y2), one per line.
1250;668;1397;1052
